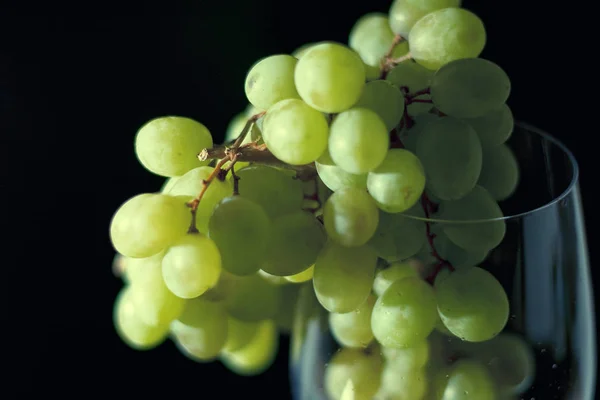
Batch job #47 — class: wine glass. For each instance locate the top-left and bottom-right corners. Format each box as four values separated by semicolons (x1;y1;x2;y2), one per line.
289;122;597;400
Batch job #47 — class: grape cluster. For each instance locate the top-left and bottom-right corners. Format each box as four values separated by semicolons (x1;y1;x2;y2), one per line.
110;1;536;398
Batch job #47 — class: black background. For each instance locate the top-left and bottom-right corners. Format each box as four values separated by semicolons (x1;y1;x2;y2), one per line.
1;1;596;398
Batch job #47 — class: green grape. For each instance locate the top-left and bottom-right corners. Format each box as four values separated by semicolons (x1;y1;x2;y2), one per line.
162;233;222;299
262;98;329;165
109;193;189;258
463;104;514;148
223;316;260;353
433;229;487;269
134;116;213;177
274;283;301;334
224;273;281;321
365;62;381;81
409;8;486;71
371;277;438;348
313;242;377;313
388;0;463;38
372;261;419;296
367;149;426;213
431;58;511;118
220;319;279;376
368;207;426;262
208;196;270;276
160;176;180;193
329;108;389;174
400;112;440;152
382;339;430;370
258;269;289;285
477;144;520;201
292;42;317;59
440;359;497;400
377;365;427;400
324;347;383;400
434;311;454;336
261;211;326;276
416;117;482;200
224;112;261;144
354;80;405;131
439;186;506;252
244;54;300;110
315;150;368;192
348;12;409;68
236;165;304;219
435;267;509;342
113;287;169;350
170;296;228;360
323;187;380;247
121;251;165;284
284;265;314;283
329;294;376;348
294;42;366;113
386;61;434;116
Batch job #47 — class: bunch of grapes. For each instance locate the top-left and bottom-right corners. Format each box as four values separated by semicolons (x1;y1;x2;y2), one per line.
110;1;536;399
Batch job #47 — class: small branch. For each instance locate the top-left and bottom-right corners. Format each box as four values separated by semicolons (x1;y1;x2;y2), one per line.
223;154;240;195
420;193;455;284
408;98;433;104
406;87;431;100
379;34;405;78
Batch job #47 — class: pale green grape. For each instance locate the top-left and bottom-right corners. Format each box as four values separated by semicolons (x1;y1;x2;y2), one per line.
377;365;427;400
439;186;506;252
224;273;281;321
121;251;165;284
220;319;279;376
244;54;300;110
109;193;189;258
388;0;463;38
435;266;509;342
113;287;169;350
274;283;301;334
440;359;496;400
329;294;376;348
386;61;434;116
134;116;213;177
416;117;482;200
324;348;383;400
323;187;379;247
262;98;329;165
223;316;260;353
224;112;261;144
354;80;405;131
170;296;228;360
329;108;389;174
409;8;486;71
160;176;180;193
431;58;511;118
284;265;314;283
208;196;270;276
372;261;419;296
463;104;514;148
294;42;366;113
348;12;409;68
368;207;426;262
477;144;520;201
261;211;326;276
367;149;426;213
236;165;304;219
382;339;430;370
292;42;317;59
313;242;377;313
433;229;487;269
315;150;368;192
372;277;437;348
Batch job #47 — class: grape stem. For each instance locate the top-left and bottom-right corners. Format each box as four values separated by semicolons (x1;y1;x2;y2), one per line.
379;34;405;78
420;193;455;284
302;177;322;213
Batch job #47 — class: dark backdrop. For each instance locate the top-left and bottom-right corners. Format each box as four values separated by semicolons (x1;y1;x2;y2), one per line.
1;1;595;398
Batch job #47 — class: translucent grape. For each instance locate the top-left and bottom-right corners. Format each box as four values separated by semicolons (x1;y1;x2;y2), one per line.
224;273;281;321
435;267;509;342
386;61;433;116
368;207;426;262
262;98;329;165
274;284;301;333
109;193;189;258
372;261;419;296
382;339;430;370
328;108;389;174
416;117;482;200
121;251;164;284
440;359;497;400
284;265;314;283
315;150;368;192
388;0;462;38
477;144;520;201
353;80;405;131
433;229;488;269
377;364;427;400
409;8;486;70
329;294;376;348
324;348;383;400
367;149;426;213
244;54;300;110
223;316;260;353
313;242;378;313
294;42;366;113
463;104;514;148
134;116;213;177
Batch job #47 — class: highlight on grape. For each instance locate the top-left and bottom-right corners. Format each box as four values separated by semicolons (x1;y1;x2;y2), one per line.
110;1;535;399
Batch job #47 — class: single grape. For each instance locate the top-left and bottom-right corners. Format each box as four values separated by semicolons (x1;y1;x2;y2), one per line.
354;80;405;131
120;251;165;284
388;0;463;38
440;359;497;400
329;294;376;348
372;261;419;296
386;61;434;116
399;112;440;152
382;339;430;370
478;144;520;201
292;42;317;59
368;207;426;262
223;316;260;353
224;273;282;322
463;104;514;148
377;364;427;400
324;347;383;400
433;228;488;269
244;54;300;110
315;150;368;192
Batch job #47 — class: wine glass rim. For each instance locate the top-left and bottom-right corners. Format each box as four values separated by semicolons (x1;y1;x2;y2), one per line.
402;120;579;224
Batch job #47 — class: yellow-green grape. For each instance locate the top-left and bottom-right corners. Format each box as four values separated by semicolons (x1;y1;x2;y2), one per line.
354;80;405;131
208;196;271;276
294;42;366;113
223;316;260;353
439;186;506;253
372;261;419;296
120;251;165;284
315;150;368;192
113;287;169;350
160;176;180;193
386;61;434;116
371;277;438;348
477;144;520;201
433;229;487;269
323;187;380;247
170;296;228;360
161;233;221;299
258;269;289;285
274;283;301;334
463;104;514;148
292;42;317;59
329;294;376;348
348;12;409;69
324;347;383;400
409;8;486;71
435;267;509;342
377;365;428;400
368;206;426;262
224;273;282;322
262;98;329;165
382;339;430;370
224;112;261;144
367;149;426;213
329;108;389;174
284;265;314;283
244;54;300;110
313;242;377;313
440;359;497;400
388;0;463;38
109;193;189;258
134;116;213;177
220;319;279;376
